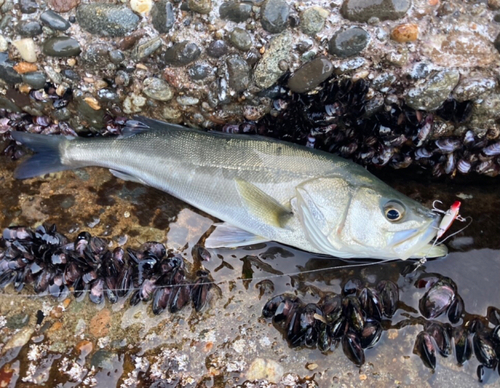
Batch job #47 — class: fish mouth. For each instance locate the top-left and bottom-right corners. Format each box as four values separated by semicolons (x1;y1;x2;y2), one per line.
391;215;448;260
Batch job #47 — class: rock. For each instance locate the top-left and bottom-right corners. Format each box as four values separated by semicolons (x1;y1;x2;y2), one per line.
40;10;71;31
123;93;147;113
495;33;500;53
472;93;500;119
409;62;431;80
207;40;228;58
13;62;37;74
188;0;212;14
1;53;23;84
130;0;152;14
391;23;418;42
151;0;175;33
77;97;105;128
287;57;334;93
229;28;252;51
328;27;370;58
17;21;43;37
261;0;289;34
48;0;80;13
246;358;284;383
385;49;408;67
76;4;140;37
162;105;182;121
219;1;252;22
89;309;111;337
0;35;7;52
91;350;117;370
0;96;21;112
62;69;80;81
19;0;38;13
188;62;213;80
81;43;112;65
43;36;81;57
334;57;366;74
132;37;162;60
177;95;199;105
227;56;250;92
163;41;201;66
143;77;174;101
453;78;496;102
341;0;411;22
406;70;460;111
22;72;46;89
12;38;37;63
300;6;329;36
97;88;120;103
254;32;293;89
109;50;125;64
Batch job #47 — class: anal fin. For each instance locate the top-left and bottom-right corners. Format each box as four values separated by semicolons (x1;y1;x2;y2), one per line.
205;223;269;248
109;169;146;184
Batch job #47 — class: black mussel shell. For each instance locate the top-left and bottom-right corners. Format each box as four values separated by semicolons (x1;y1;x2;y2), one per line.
419;279;455;319
104;277;118;304
34;269;53;294
117;267;132;297
477;364;495;384
168;283;190;313
492;325;500;345
0;270;16;289
328;315;346;340
377;280;399;318
454;327;472;365
263;294;300;322
130;290;142;306
414;331;437;370
342;331;365;367
342;295;365;332
152;287;170;315
64;261;82;285
359;288;383;322
320;293;342;324
289;303;322;348
73;276;86;298
342;278;363;296
473;331;498;369
141;242;166;259
426;322;452;358
317;323;332;352
360;319;382;349
447;294;464;324
89;278;104;304
191;271;212;312
487;307;500;326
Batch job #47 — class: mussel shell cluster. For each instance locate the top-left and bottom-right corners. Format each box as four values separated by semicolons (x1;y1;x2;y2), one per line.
414;274;500;381
249;76;500;178
262;278;399;366
0;224;213;313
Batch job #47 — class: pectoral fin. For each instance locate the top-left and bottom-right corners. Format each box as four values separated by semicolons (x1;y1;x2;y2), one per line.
235;179;292;228
205;223;269;248
109;169;146;184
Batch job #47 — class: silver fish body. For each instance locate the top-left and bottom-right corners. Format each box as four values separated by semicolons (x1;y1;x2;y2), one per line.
11;117;447;260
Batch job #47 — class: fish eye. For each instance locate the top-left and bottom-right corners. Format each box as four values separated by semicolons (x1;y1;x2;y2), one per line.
384;201;405;222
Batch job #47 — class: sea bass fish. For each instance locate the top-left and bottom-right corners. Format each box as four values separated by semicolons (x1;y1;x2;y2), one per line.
11;117;447;260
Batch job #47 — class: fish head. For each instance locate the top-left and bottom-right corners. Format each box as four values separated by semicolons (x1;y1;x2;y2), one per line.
294;177;447;260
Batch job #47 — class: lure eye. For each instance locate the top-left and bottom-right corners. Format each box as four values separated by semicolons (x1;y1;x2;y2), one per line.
384;201;405;222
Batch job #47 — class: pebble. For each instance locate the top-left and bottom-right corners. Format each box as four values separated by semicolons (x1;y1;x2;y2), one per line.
43;36;81;57
391;23;418;42
385;49;408;67
453;78;496;102
130;0;152;14
227;56;250;92
341;0;411;22
328;27;370;58
334;57;366;74
13;62;38;74
287;57;334;93
143;77;174;101
188;0;212;14
188;62;213;80
177;95;199;105
109;49;125;64
163;41;201;66
77;97;105;128
162;105;182;121
219;1;252;22
406;70;460;111
97;88;120;103
132;37;162;60
76;4;140;37
246;358;284;383
40;10;71;31
0;96;21;112
300;6;329;36
61;69;79;81
12;38;37;63
22;71;46;89
254;32;293;89
20;0;38;14
228;28;252;51
115;70;130;86
207;40;228;58
123;93;147;114
17;21;43;37
261;0;289;33
151;0;175;33
0;35;7;52
48;0;80;13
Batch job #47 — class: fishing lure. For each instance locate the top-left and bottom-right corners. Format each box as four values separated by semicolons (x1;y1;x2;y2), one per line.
435;201;463;239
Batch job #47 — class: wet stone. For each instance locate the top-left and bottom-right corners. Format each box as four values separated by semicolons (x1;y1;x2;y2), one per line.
219;1;252;22
90;350;116;370
328;27;369;58
48;0;80;13
12;38;37;63
0;52;22;84
151;0;175;33
409;62;430;80
22;72;46;89
229;27;252;51
82;43;112;66
17;21;43;37
300;6;329;36
76;4;140;37
453;78;496;102
207;40;228;58
132;37;162;60
188;62;213;80
287;57;334;93
109;49;125;64
61;69;79;81
20;0;38;13
143;77;174;101
0;35;7;52
163;41;201;66
254;32;293;89
188;0;212;14
53;107;71;120
77;97;105;128
40;10;71;31
97;88;120;103
0;96;21;112
406;70;460;111
227;56;250;92
261;0;289;33
341;0;411;22
43;36;81;57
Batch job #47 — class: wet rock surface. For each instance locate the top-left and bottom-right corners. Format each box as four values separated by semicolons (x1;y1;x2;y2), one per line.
341;0;412;22
328;27;370;58
76;4;140;37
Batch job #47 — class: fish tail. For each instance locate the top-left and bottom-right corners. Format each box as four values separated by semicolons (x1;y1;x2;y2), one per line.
11;131;72;179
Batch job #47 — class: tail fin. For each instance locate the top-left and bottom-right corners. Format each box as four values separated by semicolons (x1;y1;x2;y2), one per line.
11;132;71;179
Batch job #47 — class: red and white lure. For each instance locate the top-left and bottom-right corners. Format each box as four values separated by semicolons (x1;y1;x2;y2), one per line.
431;200;468;241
